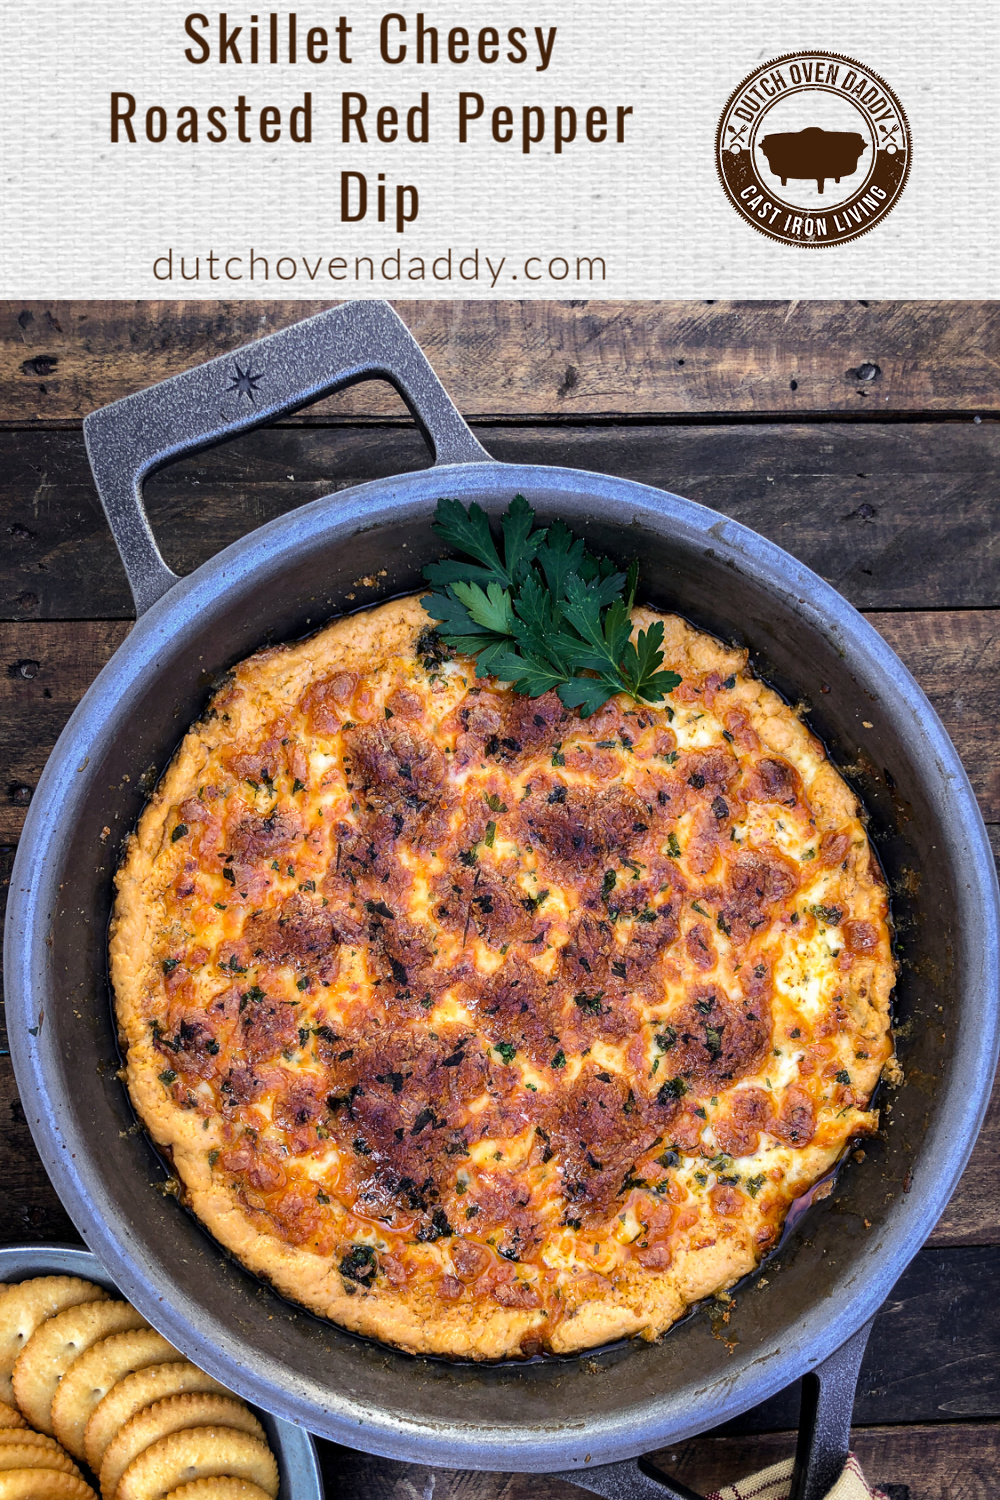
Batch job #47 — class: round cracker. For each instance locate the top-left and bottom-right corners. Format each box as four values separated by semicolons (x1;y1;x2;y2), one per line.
0;1405;25;1432
13;1302;147;1436
116;1430;277;1500
0;1433;72;1456
84;1365;229;1477
164;1484;273;1500
0;1472;97;1500
0;1280;109;1408
0;1443;82;1478
52;1330;178;1461
101;1397;262;1500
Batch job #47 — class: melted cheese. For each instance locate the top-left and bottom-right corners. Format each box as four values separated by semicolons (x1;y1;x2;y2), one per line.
110;596;894;1360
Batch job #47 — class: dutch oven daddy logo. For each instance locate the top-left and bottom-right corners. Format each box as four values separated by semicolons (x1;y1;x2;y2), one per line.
716;52;910;246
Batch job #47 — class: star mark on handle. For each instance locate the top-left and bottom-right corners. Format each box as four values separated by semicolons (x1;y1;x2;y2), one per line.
228;362;263;402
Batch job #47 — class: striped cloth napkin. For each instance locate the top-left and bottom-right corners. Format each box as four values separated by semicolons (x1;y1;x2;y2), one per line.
706;1453;890;1500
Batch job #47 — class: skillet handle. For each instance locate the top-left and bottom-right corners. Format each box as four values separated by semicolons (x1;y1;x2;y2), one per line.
83;299;493;618
546;1319;874;1500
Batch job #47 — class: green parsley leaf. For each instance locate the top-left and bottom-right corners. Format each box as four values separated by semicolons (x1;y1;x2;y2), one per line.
451;579;516;635
422;495;682;717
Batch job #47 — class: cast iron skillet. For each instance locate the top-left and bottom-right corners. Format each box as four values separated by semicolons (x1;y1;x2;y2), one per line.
5;302;998;1500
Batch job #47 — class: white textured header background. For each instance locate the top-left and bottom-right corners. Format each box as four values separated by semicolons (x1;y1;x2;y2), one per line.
2;0;997;297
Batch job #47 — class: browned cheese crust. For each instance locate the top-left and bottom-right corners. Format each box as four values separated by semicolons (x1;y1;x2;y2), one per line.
111;597;894;1359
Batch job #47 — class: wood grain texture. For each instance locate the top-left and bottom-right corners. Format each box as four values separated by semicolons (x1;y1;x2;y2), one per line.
317;1421;999;1499
0;845;78;1243
3;421;999;619
928;1075;1000;1248
655;1422;999;1500
1;622;129;832
3;302;1000;423
867;611;1000;824
714;1248;1000;1433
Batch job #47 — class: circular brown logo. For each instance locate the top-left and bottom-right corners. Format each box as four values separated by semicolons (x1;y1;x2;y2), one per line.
716;52;910;247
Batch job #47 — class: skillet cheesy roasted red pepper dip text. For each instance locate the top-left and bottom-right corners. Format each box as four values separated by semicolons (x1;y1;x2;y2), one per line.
112;596;894;1359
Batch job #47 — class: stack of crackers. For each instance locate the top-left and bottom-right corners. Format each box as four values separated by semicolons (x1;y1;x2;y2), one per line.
0;1277;281;1500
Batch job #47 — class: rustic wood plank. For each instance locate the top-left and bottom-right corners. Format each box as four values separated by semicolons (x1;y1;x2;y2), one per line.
0;1059;78;1244
3;302;999;424
1;622;130;834
3;422;999;619
867;612;1000;825
654;1421;999;1500
317;1420;998;1499
714;1248;1000;1432
3;612;996;841
929;1071;1000;1248
0;845;79;1243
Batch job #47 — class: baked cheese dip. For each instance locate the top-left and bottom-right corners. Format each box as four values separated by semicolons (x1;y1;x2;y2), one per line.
111;595;894;1359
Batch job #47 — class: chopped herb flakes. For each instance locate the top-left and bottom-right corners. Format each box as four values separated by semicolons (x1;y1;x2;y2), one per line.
657;1077;686;1104
339;1244;377;1286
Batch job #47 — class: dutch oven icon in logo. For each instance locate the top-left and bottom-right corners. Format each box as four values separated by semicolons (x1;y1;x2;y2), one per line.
716;52;910;246
757;126;867;194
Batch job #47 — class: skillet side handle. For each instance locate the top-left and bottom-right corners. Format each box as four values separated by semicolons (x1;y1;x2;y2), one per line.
545;1318;874;1500
82;299;493;618
790;1318;874;1500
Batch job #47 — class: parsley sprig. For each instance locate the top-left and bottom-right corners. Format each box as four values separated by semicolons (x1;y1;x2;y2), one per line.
421;494;682;717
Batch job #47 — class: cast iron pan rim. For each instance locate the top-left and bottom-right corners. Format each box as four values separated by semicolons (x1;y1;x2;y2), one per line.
6;460;1000;1469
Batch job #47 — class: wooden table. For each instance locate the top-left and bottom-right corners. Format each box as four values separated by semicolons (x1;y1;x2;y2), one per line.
1;301;997;1499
